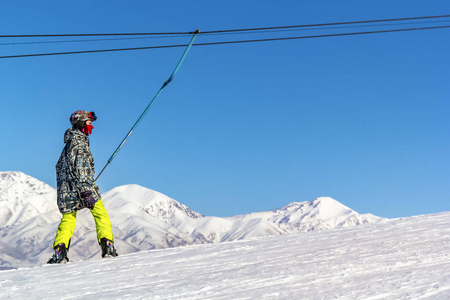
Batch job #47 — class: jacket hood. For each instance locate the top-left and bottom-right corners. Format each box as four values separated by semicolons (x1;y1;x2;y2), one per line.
64;128;88;145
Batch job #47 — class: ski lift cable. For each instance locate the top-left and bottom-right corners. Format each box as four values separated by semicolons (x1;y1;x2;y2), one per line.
0;34;191;46
199;14;450;34
1;25;449;60
95;30;200;181
0;14;448;38
1;19;448;47
200;19;450;37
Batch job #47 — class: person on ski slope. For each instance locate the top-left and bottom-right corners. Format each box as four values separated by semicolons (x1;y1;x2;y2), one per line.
48;110;118;264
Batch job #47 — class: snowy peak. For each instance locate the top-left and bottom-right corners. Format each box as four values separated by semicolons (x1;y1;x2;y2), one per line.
103;184;204;222
271;197;382;231
278;197;352;220
0;171;54;204
0;171;57;228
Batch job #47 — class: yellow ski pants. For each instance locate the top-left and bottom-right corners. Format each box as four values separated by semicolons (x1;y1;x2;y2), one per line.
53;199;114;248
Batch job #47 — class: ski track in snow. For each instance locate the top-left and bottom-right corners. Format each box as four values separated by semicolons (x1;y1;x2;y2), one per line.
1;212;449;299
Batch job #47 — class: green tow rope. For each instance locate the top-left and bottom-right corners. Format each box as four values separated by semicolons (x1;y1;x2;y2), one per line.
96;30;200;181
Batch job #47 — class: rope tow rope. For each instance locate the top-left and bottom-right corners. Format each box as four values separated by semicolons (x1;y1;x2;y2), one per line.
95;29;200;181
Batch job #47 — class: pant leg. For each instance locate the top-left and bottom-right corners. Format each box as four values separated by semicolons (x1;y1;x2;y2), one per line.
90;199;114;243
53;211;77;248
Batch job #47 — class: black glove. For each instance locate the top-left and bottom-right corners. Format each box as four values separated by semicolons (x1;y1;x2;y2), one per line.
81;191;96;209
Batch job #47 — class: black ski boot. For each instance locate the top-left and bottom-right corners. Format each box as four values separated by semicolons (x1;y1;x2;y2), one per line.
47;243;69;264
100;238;118;258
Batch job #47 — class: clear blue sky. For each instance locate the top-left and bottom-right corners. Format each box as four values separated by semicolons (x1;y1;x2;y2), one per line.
1;1;449;218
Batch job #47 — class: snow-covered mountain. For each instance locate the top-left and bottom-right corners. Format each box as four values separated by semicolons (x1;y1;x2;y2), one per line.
0;172;57;228
0;171;385;269
2;211;449;299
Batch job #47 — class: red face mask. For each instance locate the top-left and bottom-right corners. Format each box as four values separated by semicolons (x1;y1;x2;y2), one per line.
81;124;94;136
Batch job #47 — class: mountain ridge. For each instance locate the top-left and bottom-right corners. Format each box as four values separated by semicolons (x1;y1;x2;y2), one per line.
0;171;386;269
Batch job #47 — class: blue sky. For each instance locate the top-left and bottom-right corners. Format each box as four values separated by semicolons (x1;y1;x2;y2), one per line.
1;1;449;218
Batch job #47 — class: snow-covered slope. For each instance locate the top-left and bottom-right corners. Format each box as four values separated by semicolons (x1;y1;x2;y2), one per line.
0;171;385;269
1;212;449;299
0;171;57;228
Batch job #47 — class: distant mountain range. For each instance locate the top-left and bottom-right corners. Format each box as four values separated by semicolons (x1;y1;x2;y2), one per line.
0;171;385;269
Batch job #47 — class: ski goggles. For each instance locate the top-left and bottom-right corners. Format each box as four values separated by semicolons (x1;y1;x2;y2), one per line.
87;111;97;121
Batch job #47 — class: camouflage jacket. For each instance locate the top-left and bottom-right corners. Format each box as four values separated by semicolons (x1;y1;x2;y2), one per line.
56;128;101;214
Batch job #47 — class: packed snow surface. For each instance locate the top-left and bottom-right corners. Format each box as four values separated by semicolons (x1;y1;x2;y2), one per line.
1;211;449;299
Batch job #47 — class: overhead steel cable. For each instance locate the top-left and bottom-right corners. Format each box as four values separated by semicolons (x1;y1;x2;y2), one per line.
199;14;450;34
201;19;450;37
0;34;189;46
0;14;449;38
0;31;195;38
1;19;449;47
0;25;449;60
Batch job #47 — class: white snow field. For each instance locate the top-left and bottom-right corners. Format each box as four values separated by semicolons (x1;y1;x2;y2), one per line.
1;211;449;299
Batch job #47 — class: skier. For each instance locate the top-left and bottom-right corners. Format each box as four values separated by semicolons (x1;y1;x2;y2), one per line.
48;110;118;264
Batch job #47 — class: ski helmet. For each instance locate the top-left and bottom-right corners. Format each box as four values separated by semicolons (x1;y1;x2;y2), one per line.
70;110;97;126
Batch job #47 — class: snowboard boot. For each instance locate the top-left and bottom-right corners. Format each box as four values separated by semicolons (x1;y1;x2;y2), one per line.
100;238;118;258
47;243;69;264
